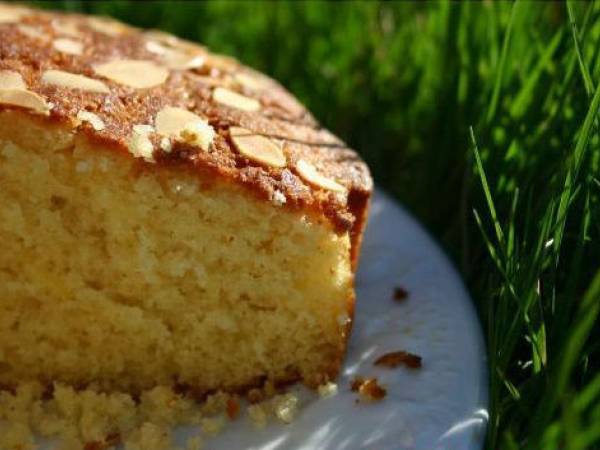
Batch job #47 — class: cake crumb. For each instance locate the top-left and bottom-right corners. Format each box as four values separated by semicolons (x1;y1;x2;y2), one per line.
185;435;203;450
351;378;386;401
317;381;338;398
123;422;171;450
272;393;299;424
200;416;225;436
226;397;240;420
247;403;268;428
350;377;365;392
0;422;36;450
374;351;422;369
393;286;409;302
246;388;264;404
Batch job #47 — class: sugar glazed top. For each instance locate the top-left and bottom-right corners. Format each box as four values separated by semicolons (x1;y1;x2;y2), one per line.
0;3;372;239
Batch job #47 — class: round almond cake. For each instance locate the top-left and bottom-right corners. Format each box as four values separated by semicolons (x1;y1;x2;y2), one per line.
0;0;372;422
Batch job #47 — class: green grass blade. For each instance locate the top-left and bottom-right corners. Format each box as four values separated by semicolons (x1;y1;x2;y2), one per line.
486;0;518;124
554;71;600;252
531;271;600;435
566;0;595;96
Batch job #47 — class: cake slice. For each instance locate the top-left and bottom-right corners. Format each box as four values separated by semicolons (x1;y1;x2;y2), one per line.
0;3;372;395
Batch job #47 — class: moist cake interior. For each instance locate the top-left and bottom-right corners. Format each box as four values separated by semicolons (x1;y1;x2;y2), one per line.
0;113;354;393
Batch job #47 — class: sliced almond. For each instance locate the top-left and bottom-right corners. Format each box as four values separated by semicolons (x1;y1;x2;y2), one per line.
127;124;155;162
94;60;169;89
76;110;105;131
155;106;214;151
145;40;169;55
53;38;83;55
0;89;50;115
296;159;346;192
42;70;109;94
0;71;26;90
213;87;260;112
0;5;29;24
204;53;239;72
147;42;204;70
144;30;181;48
87;17;130;36
235;72;268;91
145;31;207;55
230;127;286;168
163;51;204;70
51;19;82;38
17;24;46;41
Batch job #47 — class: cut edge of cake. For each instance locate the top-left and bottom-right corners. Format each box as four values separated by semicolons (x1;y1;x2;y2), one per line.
0;1;372;397
0;110;358;394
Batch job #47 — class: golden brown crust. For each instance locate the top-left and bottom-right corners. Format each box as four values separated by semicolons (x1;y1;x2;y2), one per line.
0;3;372;241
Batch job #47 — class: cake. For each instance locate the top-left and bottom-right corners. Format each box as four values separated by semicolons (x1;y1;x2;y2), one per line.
0;3;372;396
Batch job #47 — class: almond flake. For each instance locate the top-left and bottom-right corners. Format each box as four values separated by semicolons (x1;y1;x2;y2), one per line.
145;31;208;56
94;60;169;89
53;38;83;55
42;70;109;94
147;42;205;70
213;87;260;112
127;124;155;162
0;89;50;114
296;159;346;192
0;5;29;24
17;24;46;41
144;30;180;48
204;54;239;72
87;17;129;36
165;51;205;70
76;111;105;131
145;40;169;55
235;72;268;91
52;19;82;38
230;127;286;168
0;71;26;90
155;106;214;151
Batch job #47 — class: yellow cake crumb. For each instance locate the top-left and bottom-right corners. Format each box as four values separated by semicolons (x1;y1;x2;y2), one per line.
0;380;313;449
247;404;269;429
317;382;339;398
200;416;225;437
123;422;171;450
185;435;203;450
0;422;36;450
272;393;300;424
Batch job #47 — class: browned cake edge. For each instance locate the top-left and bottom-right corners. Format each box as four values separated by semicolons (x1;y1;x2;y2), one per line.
0;2;373;268
0;2;372;394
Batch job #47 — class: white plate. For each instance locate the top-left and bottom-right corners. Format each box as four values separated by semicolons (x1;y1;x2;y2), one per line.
39;190;488;450
182;190;488;450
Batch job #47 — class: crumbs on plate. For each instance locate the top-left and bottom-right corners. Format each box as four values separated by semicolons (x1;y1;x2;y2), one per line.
0;382;308;450
350;377;387;401
374;351;423;369
393;286;409;302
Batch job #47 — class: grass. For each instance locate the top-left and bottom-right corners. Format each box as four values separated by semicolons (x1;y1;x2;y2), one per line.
34;1;600;449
